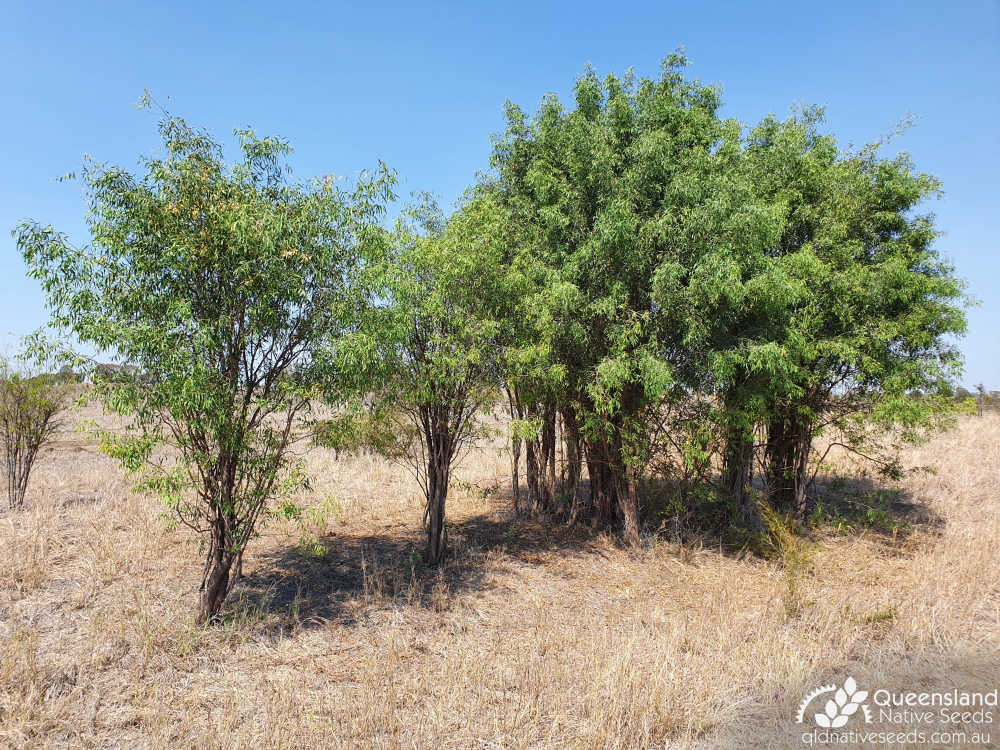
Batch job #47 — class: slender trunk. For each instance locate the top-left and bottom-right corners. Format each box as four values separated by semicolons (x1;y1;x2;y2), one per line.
723;425;757;527
533;405;556;513
584;446;598;525
424;411;451;565
608;426;641;545
793;432;812;519
564;409;585;524
765;416;793;514
558;412;567;487
544;405;557;512
510;436;522;515
6;441;37;510
505;388;523;516
525;436;541;513
589;438;617;525
197;520;234;625
425;477;448;565
721;380;759;527
616;471;641;547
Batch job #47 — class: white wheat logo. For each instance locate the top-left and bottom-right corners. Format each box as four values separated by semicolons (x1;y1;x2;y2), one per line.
796;677;872;728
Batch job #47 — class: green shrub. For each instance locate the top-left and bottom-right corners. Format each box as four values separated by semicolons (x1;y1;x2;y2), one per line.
0;362;71;510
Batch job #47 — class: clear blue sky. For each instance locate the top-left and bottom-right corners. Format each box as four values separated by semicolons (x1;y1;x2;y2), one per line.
2;0;997;387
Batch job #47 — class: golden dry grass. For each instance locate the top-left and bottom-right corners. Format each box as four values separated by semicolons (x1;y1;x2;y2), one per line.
1;404;997;749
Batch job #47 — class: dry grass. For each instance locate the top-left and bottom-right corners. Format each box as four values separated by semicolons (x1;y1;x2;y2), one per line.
1;404;997;749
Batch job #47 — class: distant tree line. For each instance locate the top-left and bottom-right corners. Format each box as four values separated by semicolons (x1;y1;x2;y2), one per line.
13;58;969;622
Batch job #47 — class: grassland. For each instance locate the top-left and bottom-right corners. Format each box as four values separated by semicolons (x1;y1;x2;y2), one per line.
1;404;997;749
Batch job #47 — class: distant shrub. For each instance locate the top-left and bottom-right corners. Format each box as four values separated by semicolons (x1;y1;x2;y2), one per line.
311;408;401;458
0;363;70;510
956;396;978;416
54;365;84;385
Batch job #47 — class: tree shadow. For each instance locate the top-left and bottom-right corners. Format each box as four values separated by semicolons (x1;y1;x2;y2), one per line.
640;471;945;554
805;472;945;539
230;470;943;631
229;508;614;632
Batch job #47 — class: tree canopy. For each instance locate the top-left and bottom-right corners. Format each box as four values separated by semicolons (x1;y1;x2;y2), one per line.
15;108;394;621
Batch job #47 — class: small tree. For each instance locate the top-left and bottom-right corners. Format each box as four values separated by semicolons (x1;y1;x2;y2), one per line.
0;358;70;510
347;197;500;564
16;107;394;622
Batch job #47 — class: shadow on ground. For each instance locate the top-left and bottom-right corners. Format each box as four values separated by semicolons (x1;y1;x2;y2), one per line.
230;508;613;630
642;472;944;551
231;472;943;630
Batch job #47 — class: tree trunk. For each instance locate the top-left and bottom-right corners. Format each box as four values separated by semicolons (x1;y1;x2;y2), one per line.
765;417;793;514
564;409;585;524
608;424;641;545
794;439;810;519
588;439;618;525
197;522;234;625
723;425;757;527
721;380;760;527
6;440;37;511
525;436;542;514
765;411;813;518
506;388;524;516
425;477;448;565
510;435;522;515
424;413;451;566
544;405;557;512
616;469;642;546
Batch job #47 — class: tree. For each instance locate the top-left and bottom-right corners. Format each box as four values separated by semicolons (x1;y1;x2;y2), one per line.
489;57;967;535
687;107;839;525
490;54;762;543
15;107;394;622
344;196;503;564
0;356;70;510
723;111;967;517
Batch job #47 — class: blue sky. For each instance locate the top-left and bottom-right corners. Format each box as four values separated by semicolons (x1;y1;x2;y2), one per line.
2;0;997;387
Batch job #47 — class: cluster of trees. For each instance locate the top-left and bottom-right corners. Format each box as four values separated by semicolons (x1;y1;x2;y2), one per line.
13;58;967;622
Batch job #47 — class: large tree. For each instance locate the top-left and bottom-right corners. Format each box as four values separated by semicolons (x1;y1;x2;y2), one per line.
16;108;394;622
707;109;967;519
754;116;967;516
490;54;779;542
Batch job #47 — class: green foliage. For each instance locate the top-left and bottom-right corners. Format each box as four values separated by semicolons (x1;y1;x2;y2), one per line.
311;408;401;457
739;113;965;508
487;52;775;540
336;195;506;562
0;356;72;510
491;53;736;452
481;54;968;535
7;54;974;609
956;396;979;415
277;499;303;521
15;106;394;621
